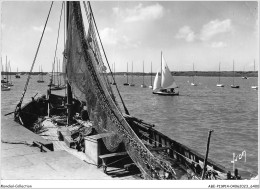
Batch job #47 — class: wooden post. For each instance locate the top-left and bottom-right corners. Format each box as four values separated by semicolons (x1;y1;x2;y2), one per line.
201;130;214;180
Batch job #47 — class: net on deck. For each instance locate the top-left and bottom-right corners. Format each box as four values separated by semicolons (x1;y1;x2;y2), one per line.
64;2;176;179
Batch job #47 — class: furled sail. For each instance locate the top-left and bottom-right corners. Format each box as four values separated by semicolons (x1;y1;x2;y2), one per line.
161;54;177;89
152;71;161;91
64;2;175;179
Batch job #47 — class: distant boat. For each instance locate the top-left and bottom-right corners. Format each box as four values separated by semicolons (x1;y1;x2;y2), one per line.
140;61;147;88
15;68;21;78
5;58;14;87
153;52;179;96
148;62;153;89
123;62;130;86
241;66;247;79
191;63;197;86
130;62;135;86
231;60;239;88
37;65;45;83
216;62;224;87
1;84;11;91
251;59;258;90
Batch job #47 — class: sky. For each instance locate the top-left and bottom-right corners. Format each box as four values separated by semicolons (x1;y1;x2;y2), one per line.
1;1;259;73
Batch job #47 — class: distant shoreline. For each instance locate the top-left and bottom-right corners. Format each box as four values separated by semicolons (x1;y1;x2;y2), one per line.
1;71;258;77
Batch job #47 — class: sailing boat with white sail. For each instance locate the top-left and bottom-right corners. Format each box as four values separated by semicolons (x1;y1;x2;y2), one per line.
216;62;224;87
231;60;239;88
153;52;179;96
141;61;147;88
148;62;153;89
191;63;197;86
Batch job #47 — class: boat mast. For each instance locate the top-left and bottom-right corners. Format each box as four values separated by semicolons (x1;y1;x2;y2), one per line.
142;61;144;85
232;60;235;86
126;62;128;83
66;2;73;124
193;63;195;84
161;51;162;87
6;56;8;83
218;62;221;83
131;61;133;84
150;62;152;86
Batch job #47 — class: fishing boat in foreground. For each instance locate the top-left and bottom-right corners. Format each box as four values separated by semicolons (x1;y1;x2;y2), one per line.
153;52;179;96
11;1;245;180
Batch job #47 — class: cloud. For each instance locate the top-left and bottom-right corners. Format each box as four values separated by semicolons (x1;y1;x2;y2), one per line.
113;3;164;22
200;19;232;41
32;25;52;32
100;27;140;49
211;41;227;48
175;26;195;42
100;27;118;45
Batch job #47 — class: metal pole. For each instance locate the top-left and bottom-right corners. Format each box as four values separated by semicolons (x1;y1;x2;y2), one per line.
201;130;214;180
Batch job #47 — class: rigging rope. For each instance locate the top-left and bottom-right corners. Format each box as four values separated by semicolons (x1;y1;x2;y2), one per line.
49;2;64;93
85;1;130;115
15;2;53;112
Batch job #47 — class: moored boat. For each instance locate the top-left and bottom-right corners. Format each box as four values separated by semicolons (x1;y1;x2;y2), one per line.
216;62;224;87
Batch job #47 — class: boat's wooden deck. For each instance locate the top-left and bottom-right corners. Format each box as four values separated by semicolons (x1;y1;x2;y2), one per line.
1;114;139;180
40;118;141;179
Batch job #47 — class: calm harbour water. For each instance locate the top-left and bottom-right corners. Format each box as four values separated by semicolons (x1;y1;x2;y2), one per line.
1;74;258;179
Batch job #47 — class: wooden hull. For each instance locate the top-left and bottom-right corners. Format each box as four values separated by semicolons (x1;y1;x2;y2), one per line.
123;83;130;86
231;85;239;88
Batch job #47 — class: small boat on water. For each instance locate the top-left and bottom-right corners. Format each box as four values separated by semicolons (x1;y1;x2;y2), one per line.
37;65;45;83
9;1;246;180
148;62;153;89
130;62;135;86
140;61;147;88
1;84;11;91
231;60;239;88
15;68;21;78
153;52;179;96
191;63;197;86
216;62;224;87
251;60;257;90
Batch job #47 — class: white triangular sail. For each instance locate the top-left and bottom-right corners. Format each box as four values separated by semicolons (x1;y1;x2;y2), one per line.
153;71;161;91
161;54;177;89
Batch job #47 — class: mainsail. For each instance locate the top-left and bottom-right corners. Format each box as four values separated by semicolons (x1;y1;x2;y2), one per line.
64;2;175;179
161;54;178;89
